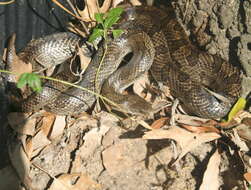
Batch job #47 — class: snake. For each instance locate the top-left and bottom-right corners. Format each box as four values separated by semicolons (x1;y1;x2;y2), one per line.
5;6;242;119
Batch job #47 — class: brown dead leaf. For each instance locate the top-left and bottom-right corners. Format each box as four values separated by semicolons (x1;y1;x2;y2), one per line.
143;126;221;162
48;173;101;190
48;115;66;140
31;129;51;153
31;115;56;154
181;124;220;134
244;172;251;182
41;114;56;136
8;112;35;136
150;117;169;129
199;149;221;190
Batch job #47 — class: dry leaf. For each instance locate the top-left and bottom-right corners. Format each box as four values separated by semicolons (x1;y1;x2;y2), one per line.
8;135;33;189
150;117;169;129
181;125;220;134
48;173;101;190
199;149;221;190
130;0;142;5
133;73;149;99
78;0;112;22
31;129;51;152
41;114;56;136
244;172;251;182
143;126;221;162
231;128;249;152
78;46;92;72
49;115;66;140
7;112;35;136
7;34;32;82
112;0;124;7
80;125;111;159
174;114;209;126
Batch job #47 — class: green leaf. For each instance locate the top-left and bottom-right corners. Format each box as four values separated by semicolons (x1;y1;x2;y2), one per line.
17;73;29;88
104;8;123;29
107;7;123;18
88;28;104;43
112;29;123;38
104;16;120;29
227;97;246;121
94;13;104;24
17;73;42;92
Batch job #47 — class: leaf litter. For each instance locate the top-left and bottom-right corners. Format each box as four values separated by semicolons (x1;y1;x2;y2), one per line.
1;0;251;189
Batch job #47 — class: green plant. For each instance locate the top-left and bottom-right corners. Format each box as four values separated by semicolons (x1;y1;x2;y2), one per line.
17;73;42;92
87;7;124;100
88;7;124;43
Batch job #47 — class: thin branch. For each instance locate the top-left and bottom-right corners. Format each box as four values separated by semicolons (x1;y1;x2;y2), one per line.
66;0;89;35
0;0;15;5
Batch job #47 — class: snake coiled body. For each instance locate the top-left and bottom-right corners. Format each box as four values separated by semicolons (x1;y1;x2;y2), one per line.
6;6;242;119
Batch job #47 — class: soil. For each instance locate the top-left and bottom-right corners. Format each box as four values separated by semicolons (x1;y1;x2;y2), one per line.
1;0;251;190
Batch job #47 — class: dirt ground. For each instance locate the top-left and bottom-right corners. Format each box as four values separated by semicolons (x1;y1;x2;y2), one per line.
1;0;251;190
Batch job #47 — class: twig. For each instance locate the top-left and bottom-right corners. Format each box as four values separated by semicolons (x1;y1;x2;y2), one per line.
66;0;89;35
0;0;15;5
51;0;85;21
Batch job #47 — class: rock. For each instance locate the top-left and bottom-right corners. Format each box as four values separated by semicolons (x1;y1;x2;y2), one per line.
102;138;147;176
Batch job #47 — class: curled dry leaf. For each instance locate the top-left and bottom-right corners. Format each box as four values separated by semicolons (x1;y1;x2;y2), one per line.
7;112;35;136
143;126;221;162
199;149;221;190
48;173;101;190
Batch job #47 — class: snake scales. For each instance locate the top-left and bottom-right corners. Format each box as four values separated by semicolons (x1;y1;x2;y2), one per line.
5;6;241;119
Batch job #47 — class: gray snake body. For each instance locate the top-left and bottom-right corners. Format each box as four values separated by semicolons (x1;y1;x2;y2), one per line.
6;6;242;119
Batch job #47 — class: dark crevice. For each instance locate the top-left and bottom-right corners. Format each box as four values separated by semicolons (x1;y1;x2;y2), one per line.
239;0;247;34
